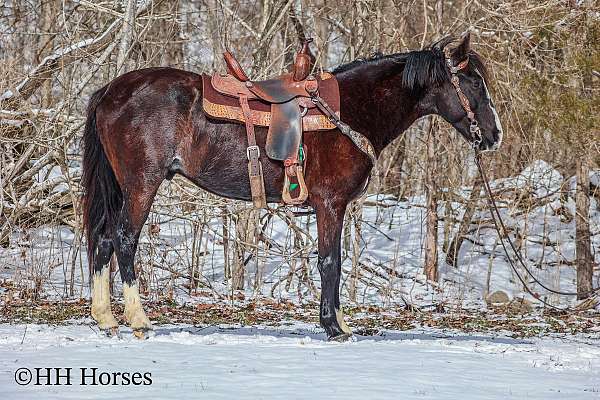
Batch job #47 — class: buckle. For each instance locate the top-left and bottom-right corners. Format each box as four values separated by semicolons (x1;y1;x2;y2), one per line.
246;145;260;160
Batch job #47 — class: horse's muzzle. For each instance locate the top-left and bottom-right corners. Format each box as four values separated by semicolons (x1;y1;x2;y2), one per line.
478;129;502;152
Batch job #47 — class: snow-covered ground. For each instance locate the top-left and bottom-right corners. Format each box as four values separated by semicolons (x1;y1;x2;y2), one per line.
1;323;599;399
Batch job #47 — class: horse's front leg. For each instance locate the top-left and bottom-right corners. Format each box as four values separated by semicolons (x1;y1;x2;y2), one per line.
315;200;352;341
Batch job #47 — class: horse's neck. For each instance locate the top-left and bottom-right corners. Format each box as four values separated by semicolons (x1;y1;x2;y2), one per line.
335;66;428;153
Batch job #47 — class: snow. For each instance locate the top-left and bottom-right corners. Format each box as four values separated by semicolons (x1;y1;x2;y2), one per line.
514;160;564;197
0;89;13;101
591;171;600;188
1;323;599;399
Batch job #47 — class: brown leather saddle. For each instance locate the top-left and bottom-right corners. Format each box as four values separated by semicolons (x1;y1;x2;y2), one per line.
202;39;341;208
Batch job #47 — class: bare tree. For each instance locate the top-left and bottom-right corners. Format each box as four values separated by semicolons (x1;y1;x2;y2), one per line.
424;118;439;282
446;177;483;267
576;155;594;299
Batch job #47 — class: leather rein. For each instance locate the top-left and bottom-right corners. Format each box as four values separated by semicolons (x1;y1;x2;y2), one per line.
443;49;599;310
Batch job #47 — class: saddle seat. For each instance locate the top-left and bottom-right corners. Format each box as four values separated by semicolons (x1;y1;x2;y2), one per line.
201;40;341;208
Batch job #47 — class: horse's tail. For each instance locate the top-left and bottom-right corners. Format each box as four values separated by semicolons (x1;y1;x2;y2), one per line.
81;86;122;273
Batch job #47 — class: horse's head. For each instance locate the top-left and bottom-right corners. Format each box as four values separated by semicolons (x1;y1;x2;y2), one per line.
431;33;503;151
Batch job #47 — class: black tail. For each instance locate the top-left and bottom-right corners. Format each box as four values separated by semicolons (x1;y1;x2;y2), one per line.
81;87;122;273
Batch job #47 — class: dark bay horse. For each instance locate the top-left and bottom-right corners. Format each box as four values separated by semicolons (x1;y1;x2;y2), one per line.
82;33;502;340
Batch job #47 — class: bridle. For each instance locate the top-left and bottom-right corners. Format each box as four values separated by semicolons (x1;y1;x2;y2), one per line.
443;46;600;310
443;47;482;149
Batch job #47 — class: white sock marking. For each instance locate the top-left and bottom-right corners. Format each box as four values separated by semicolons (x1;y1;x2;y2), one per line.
123;281;152;330
91;268;118;329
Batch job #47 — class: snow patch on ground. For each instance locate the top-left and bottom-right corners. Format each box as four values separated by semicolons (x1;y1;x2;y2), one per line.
1;323;599;399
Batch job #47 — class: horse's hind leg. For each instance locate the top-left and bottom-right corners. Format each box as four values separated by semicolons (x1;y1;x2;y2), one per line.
113;182;161;335
91;236;118;333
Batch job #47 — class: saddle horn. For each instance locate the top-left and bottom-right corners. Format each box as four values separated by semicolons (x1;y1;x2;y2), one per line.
293;39;313;82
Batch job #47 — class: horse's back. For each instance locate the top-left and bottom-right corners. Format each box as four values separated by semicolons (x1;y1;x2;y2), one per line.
98;67;202;112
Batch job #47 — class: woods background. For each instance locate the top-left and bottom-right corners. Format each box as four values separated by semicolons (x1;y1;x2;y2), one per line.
0;0;598;308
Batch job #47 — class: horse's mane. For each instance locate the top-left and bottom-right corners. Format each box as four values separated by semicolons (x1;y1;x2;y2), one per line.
332;36;489;89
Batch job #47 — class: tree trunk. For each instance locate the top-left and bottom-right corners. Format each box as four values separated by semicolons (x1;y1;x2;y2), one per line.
233;208;258;290
252;0;294;77
38;0;59;108
116;0;137;73
446;177;482;267
348;200;363;302
222;207;231;280
576;155;593;299
424;118;439;282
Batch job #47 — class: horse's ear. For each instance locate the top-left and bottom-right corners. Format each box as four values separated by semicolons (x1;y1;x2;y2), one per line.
452;31;471;62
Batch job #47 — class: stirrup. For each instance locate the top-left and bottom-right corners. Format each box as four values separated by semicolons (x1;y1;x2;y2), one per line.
282;164;308;205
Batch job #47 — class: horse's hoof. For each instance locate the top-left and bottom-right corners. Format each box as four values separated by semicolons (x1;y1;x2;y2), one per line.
328;333;353;342
133;329;154;340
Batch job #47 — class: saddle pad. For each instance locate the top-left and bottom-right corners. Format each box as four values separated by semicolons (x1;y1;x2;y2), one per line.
201;72;340;132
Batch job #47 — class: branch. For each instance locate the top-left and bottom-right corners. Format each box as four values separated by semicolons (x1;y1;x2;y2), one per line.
0;0;154;110
116;0;137;73
219;2;259;39
0;19;120;109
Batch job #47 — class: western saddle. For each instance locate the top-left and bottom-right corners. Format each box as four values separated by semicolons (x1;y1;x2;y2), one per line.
202;39;341;208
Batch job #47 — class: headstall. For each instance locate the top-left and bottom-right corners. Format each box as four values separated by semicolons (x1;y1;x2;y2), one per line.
443;47;482;149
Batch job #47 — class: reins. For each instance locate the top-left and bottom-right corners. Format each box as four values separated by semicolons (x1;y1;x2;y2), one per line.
444;47;599;312
475;152;599;311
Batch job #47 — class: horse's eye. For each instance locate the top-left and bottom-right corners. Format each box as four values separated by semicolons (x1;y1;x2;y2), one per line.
473;80;482;89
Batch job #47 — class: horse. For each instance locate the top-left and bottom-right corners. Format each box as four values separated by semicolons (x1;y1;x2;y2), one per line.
81;32;502;341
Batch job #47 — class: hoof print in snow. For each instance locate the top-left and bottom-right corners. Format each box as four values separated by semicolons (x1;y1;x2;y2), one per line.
485;290;510;306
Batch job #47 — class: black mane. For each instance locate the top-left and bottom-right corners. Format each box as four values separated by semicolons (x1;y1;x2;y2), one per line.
332;36;489;89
